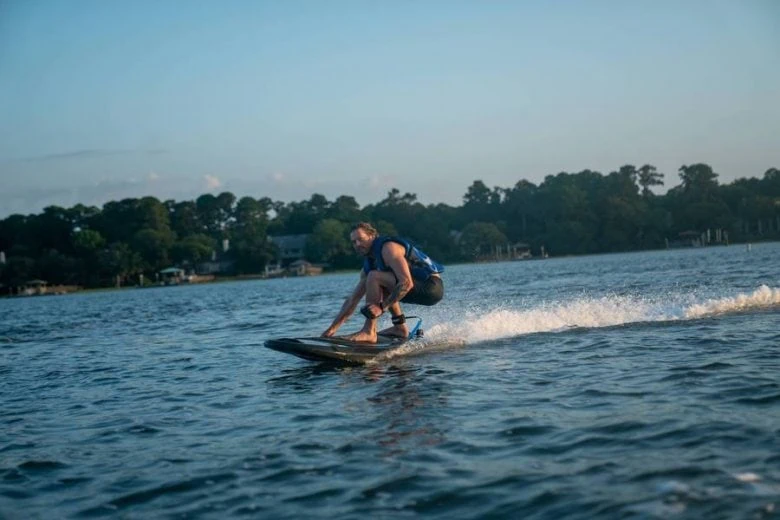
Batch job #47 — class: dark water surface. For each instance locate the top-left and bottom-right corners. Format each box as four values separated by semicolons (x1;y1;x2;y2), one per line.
2;244;779;519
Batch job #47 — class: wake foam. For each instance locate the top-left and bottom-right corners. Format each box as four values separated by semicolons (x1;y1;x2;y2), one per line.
425;285;780;345
684;285;780;319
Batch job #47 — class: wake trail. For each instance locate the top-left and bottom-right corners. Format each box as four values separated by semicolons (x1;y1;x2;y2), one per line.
425;285;780;345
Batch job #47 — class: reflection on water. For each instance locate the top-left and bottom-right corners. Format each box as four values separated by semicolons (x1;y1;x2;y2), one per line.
366;366;448;457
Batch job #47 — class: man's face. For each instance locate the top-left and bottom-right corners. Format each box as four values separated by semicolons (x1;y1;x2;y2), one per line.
350;229;374;256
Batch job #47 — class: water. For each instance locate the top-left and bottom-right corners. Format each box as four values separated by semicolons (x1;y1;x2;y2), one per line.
1;244;779;519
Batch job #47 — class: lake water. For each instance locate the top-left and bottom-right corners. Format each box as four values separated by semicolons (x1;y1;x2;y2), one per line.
2;243;779;519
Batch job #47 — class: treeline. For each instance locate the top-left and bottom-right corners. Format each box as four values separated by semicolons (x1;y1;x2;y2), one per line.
1;163;779;290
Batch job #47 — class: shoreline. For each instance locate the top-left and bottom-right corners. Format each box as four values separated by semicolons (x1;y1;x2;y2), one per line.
2;239;776;300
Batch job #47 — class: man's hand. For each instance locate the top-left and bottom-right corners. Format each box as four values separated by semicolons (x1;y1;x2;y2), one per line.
322;327;337;337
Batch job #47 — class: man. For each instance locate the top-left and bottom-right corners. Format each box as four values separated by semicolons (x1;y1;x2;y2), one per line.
322;222;444;343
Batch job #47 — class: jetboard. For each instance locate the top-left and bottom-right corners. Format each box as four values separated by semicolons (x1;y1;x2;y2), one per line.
265;317;423;364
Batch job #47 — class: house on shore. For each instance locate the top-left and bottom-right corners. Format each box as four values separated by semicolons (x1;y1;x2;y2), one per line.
21;279;48;296
269;234;308;262
159;267;185;285
288;259;323;276
666;228;729;249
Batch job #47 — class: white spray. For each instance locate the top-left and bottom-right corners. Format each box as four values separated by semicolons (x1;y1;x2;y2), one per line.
424;285;780;345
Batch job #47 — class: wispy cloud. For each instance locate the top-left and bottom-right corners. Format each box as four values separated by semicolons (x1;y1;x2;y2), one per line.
203;174;222;191
0;174;183;216
365;174;395;190
20;148;169;163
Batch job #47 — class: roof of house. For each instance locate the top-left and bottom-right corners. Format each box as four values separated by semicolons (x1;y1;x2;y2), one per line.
269;234;308;249
159;267;185;274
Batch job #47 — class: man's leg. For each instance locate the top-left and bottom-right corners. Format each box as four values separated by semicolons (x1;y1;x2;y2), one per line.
345;270;396;343
378;301;409;339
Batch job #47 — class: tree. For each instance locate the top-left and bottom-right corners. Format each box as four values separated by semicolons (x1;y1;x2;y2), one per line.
637;164;664;197
459;222;507;258
32;206;76;255
678;163;719;197
327;195;361;223
136;197;171;232
762;167;780;197
72;229;106;255
98;242;142;286
0;214;29;253
617;164;638;184
37;249;78;285
463;180;491;206
196;193;236;238
0;256;36;289
305;219;354;267
536;172;599;254
462;180;502;225
277;193;333;234
171;234;216;265
168;200;201;238
229;197;274;273
133;228;174;270
503;180;538;241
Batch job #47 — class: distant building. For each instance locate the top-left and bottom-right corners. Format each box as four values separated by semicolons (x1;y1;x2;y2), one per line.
21;279;48;296
288;259;323;277
509;242;532;260
196;259;234;275
159;267;185;285
668;230;703;248
269;234;309;262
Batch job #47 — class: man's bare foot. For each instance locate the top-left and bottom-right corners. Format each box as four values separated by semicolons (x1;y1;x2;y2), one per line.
378;324;409;339
344;331;378;343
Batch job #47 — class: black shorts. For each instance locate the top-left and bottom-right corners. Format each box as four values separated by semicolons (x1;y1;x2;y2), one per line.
401;276;444;306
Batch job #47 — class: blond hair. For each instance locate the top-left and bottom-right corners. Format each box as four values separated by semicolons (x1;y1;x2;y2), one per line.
350;222;378;237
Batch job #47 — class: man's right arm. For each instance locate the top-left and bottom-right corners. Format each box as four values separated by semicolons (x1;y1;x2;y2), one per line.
322;272;367;337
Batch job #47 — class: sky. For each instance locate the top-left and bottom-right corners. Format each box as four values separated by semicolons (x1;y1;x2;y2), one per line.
1;0;779;217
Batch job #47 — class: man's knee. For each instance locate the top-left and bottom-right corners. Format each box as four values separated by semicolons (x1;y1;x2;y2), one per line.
366;270;393;286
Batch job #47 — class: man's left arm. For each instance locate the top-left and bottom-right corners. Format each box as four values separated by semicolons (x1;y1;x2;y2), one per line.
380;242;414;311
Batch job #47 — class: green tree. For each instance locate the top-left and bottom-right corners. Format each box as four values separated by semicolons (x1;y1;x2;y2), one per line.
72;229;106;255
637;164;664;197
679;163;719;198
171;234;216;265
31;206;76;255
326;195;361;223
462;180;502;225
459;222;507;258
37;250;79;285
536;172;598;254
196;192;236;238
228;196;274;273
133;228;174;271
305;219;354;267
168;200;201;238
0;256;36;289
762;167;780;197
136;197;171;232
503;180;539;242
98;242;142;286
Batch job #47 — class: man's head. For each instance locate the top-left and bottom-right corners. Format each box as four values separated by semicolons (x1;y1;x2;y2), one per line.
350;222;378;256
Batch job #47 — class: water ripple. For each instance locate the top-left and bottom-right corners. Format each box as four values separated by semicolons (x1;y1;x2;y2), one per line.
1;246;779;518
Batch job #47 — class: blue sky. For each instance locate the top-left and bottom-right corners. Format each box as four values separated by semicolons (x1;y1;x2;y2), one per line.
1;0;779;217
